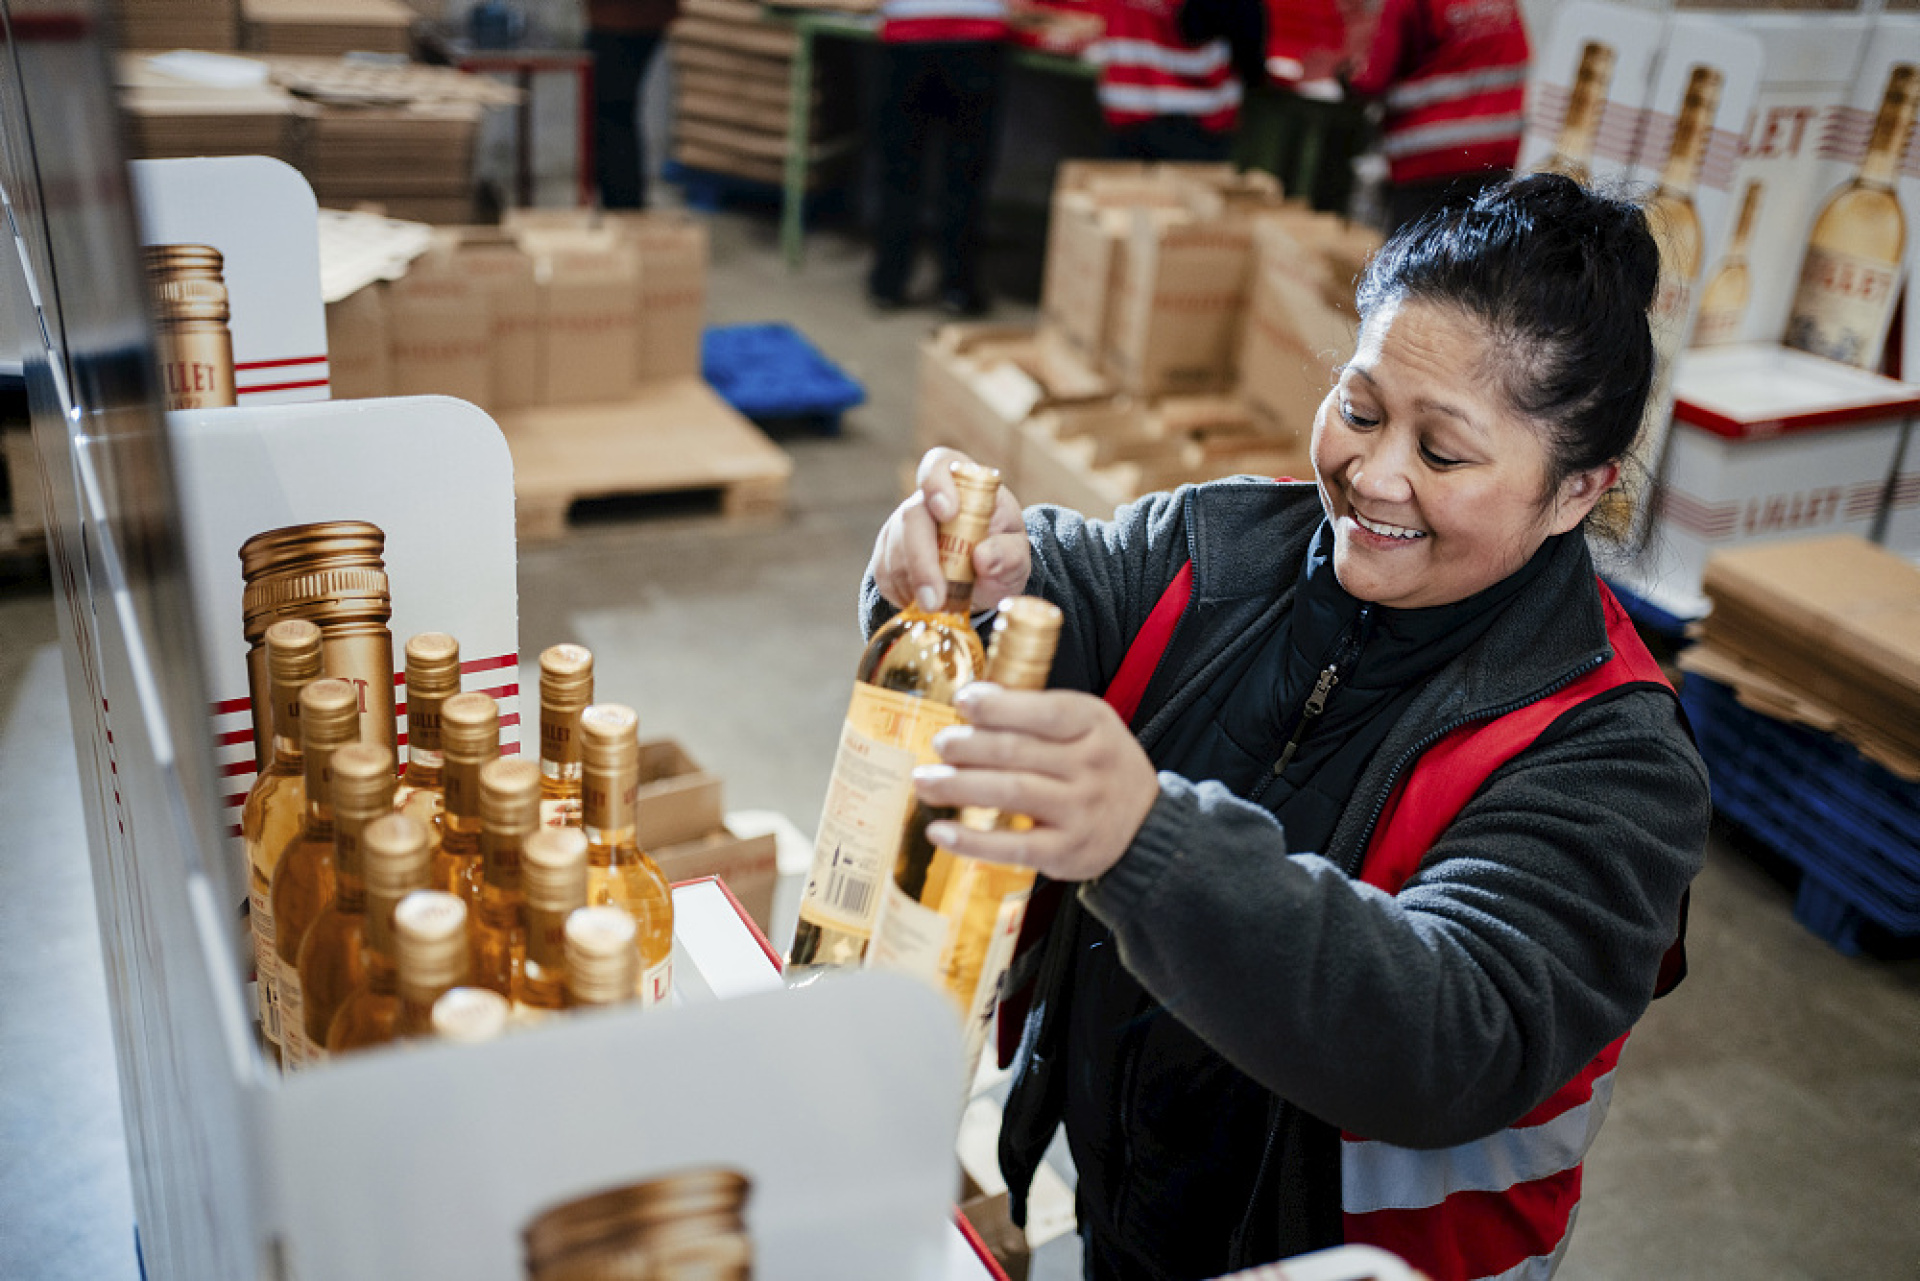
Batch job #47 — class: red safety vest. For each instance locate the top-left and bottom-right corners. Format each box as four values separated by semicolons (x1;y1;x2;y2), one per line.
879;0;1008;43
1000;557;1686;1280
1089;0;1242;132
1347;0;1528;185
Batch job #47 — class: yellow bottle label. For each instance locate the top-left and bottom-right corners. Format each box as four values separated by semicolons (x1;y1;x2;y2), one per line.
250;885;282;1048
962;889;1031;1076
1788;245;1900;367
800;685;960;937
870;881;956;982
641;956;673;1008
280;970;309;1071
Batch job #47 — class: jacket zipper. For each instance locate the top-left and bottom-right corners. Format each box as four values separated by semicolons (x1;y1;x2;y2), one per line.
1339;653;1608;876
1252;606;1370;802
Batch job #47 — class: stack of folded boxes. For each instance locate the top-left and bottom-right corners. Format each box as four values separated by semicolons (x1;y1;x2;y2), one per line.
240;0;415;56
107;0;240;51
916;160;1383;514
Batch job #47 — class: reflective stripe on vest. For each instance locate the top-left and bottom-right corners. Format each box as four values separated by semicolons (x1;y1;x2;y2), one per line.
1384;64;1528;113
1341;580;1674;1281
1092;2;1239;129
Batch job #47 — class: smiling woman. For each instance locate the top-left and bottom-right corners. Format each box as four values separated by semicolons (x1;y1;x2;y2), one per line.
863;174;1706;1281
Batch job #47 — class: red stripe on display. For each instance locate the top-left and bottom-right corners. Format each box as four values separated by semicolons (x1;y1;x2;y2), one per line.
463;653;520;675
500;742;522;757
476;682;519;701
224;791;249;809
219;759;255;778
238;379;331;396
227;824;243;839
235;355;327;372
212;694;252;715
1346;1165;1583;1281
500;714;522;730
218;727;254;747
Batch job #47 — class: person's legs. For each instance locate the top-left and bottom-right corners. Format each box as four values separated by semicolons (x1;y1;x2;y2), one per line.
870;43;933;304
934;42;1005;311
589;29;662;209
1103;114;1231;163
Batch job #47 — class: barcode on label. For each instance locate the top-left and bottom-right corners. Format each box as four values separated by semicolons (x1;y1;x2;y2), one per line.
827;870;875;921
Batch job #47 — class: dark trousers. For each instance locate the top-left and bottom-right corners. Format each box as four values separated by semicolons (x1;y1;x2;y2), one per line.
1104;115;1234;164
870;40;1006;299
588;28;665;209
1385;168;1511;235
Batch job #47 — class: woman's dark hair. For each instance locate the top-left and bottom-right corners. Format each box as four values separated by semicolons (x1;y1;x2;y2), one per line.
1353;173;1659;489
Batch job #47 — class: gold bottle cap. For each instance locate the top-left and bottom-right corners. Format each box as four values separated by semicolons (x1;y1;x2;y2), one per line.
949;460;1002;513
985;596;1064;691
431;986;511;1044
936;462;1002;585
363;812;433;894
405;632;462;698
331;742;396;820
579;703;640;774
1573;40;1614;88
523;827;591;911
145;244;230;324
540;643;594;706
265;618;323;683
563;907;639;1005
395;890;469;995
524;1169;752;1273
300;678;361;752
1872;64;1919;152
480;756;542;833
238;521;392;640
441;692;500;762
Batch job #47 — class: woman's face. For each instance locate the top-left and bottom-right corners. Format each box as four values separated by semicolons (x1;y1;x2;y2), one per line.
1311;297;1615;610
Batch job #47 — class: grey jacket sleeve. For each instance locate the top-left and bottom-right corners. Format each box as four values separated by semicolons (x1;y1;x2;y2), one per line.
1078;686;1711;1149
859;491;1196;693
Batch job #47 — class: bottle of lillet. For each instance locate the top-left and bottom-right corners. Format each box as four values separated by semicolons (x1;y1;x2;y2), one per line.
787;462;1001;976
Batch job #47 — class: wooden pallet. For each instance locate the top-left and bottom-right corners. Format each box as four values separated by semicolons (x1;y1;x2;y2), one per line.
669;40;794;88
497;377;793;541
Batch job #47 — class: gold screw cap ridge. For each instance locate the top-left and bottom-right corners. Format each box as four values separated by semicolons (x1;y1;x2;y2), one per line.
363;813;433;892
331;743;396;817
523;828;591;910
539;643;594;706
949;460;1002;516
480;757;542;832
579;704;640;773
563;907;639;1004
523;1169;753;1267
300;679;361;749
441;692;500;761
265;618;324;682
431;987;511;1044
405;632;462;697
395;890;469;991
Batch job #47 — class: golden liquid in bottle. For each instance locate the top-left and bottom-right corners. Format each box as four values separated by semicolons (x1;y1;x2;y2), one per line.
516;827;591;1015
145;243;237;412
537;644;594;829
396;890;471;1039
243;618;323;1064
394;632;461;848
788;463;1001;975
1537;41;1614;185
1788;63;1917;368
579;705;676;1005
268;679;360;1072
435;691;500;906
294;742;394;1070
1694;180;1764;349
1647;65;1722;344
472;757;540;997
870;597;1063;1080
563;906;640;1009
239;520;396;767
329;812;433;1055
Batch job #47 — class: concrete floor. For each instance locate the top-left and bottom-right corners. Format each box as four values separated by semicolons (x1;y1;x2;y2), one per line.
3;206;1919;1280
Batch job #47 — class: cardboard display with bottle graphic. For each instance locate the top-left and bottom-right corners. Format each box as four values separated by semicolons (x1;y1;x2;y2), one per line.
1517;1;1669;188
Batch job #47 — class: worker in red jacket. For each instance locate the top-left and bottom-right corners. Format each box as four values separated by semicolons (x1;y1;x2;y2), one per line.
867;0;1009;315
1346;0;1530;231
1090;0;1266;161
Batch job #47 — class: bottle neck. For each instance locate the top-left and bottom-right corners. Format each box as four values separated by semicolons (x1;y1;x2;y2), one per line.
270;731;302;772
1860;113;1911;186
482;829;528;893
362;949;397;996
581;764;637;845
302;751;337;830
443;754;490;827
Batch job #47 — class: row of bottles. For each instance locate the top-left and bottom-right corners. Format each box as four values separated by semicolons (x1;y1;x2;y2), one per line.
1536;40;1918;369
786;463;1066;1079
240;610;675;1072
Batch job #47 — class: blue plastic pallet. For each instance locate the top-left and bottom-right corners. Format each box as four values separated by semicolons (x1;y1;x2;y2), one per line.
703;322;865;435
1681;674;1920;955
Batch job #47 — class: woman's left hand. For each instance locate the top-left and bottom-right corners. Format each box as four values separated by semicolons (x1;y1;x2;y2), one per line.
913;684;1161;883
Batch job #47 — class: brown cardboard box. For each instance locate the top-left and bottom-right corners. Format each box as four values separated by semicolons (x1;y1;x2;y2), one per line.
636;736;726;850
533;239;642;406
2;427;45;542
324;283;391;400
603;211;710;381
650;824;781;935
386;256;491;409
1237;228;1355;439
959;1175;1031;1281
914;326;1051;474
1106;207;1255;397
432;228;540;410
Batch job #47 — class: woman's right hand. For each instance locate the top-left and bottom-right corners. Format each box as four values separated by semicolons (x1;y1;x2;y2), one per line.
870;448;1032;614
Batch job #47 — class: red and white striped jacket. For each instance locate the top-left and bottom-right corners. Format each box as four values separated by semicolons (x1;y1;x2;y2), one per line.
1088;0;1242;133
1338;580;1675;1280
1348;0;1528;185
879;0;1008;44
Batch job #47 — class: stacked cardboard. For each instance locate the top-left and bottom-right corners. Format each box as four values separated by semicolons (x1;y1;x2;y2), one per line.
241;0;415;56
108;0;239;52
667;0;857;188
116;55;302;163
918;161;1378;514
1683;536;1920;775
632;737;781;932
